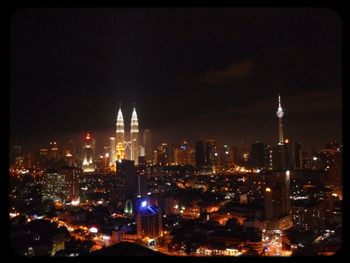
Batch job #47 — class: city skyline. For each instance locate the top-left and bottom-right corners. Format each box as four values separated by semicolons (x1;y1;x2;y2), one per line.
10;8;342;151
9;7;344;257
10;95;341;154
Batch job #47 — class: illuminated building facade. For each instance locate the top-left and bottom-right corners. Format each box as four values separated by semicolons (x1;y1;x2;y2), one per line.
157;143;170;166
291;200;326;231
130;105;139;165
264;170;291;220
82;132;95;172
143;129;152;164
49;141;59;160
177;140;191;165
136;201;163;239
60;167;81;200
220;144;234;167
205;140;216;166
42;169;68;202
116;104;125;161
109;137;116;169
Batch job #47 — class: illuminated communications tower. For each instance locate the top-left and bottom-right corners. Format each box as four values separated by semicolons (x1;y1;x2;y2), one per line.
276;95;284;145
82;132;95;172
131;104;139;165
116;103;125;161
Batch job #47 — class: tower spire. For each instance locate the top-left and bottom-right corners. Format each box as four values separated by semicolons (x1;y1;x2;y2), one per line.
276;95;284;145
130;104;139;164
278;94;281;108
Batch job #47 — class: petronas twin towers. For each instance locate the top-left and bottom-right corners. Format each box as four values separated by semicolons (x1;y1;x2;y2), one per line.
115;103;139;165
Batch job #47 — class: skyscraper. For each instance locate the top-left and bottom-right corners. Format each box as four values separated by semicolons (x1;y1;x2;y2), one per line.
293;142;302;170
131;104;139;165
137;201;163;240
143;129;152;164
250;141;267;169
195;141;205;168
157;143;170;166
109;137;116;169
49;141;59;160
205;140;216;166
82;132;95;172
264;170;292;230
116;103;125;161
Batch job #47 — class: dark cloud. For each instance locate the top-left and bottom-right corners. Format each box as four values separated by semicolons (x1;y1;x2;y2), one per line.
198;61;255;85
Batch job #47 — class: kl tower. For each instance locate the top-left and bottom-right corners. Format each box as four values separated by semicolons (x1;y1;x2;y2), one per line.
276;95;284;145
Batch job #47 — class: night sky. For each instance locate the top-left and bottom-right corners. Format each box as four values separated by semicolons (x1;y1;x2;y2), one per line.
10;8;342;153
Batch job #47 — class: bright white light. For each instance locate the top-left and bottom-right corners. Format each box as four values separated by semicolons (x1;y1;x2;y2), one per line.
105;153;109;157
71;199;80;206
313;157;318;161
102;235;110;241
89;227;98;233
141;201;147;207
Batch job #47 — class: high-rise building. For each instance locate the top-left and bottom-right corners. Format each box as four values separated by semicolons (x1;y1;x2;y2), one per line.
264;170;291;220
131;105;139;165
49;141;59;160
109;137;116;169
82;132;95;172
219;144;234;167
178;140;191;165
153;150;158;165
195;141;205;168
301;149;311;170
293;142;302;170
60;167;81;200
205;140;216;166
292;200;326;232
42;169;68;202
116;103;125;161
250;142;267;169
157;143;170;166
137;201;163;239
116;160;138;199
143;129;152;164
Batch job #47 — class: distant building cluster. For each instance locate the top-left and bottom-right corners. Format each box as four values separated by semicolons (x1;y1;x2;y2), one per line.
9;96;342;257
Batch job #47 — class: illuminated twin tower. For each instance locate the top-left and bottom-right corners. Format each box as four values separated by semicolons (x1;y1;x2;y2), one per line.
110;103;140;166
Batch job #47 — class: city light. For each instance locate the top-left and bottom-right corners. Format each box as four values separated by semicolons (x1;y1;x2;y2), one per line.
89;227;98;233
71;198;80;206
266;187;271;192
141;201;148;208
